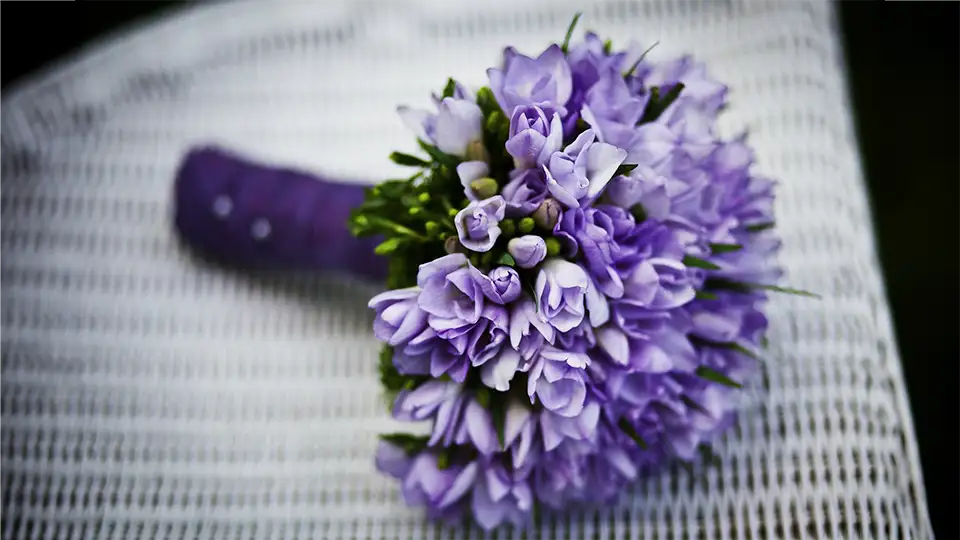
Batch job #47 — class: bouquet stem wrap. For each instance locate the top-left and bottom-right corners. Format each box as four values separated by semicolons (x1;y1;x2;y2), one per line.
174;147;386;282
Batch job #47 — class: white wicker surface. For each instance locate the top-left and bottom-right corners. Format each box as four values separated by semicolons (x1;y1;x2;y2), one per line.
1;1;932;538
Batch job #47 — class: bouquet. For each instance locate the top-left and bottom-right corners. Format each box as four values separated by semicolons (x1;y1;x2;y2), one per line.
173;13;813;533
349;15;812;530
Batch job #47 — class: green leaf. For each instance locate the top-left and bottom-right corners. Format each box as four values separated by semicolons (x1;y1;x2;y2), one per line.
374;237;406;256
695;366;743;389
376;179;414;199
389;152;430;167
365;215;425;240
745;221;775;232
690;336;761;360
751;284;821;298
617;417;649;449
698;444;723;467
613;163;638;177
695;290;719;301
441;77;457;99
709;243;743;254
560;12;582;54
638;82;685;124
603;39;613;54
475;87;501;118
380;433;430;455
418;140;461;169
497;253;516;267
630;204;647;223
704;278;820;299
683;255;721;270
623;41;660;78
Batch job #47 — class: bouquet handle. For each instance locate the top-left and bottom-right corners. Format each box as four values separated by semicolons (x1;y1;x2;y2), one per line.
172;146;387;282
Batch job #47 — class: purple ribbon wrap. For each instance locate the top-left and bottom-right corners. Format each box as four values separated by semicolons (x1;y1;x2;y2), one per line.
173;147;387;282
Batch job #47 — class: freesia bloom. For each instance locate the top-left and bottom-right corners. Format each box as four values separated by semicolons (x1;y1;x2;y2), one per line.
488;44;573;116
534;259;590;333
507;235;547;268
455;196;507;252
366;28;783;532
544;130;627;209
398;97;484;157
369;287;428;346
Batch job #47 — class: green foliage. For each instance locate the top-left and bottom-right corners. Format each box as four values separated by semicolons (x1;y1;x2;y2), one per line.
617;417;649;449
695;366;743;389
638;82;685;124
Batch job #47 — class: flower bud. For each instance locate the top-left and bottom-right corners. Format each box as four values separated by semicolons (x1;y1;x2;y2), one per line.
465;140;489;163
488;266;522;303
469;177;499;199
507;236;547;269
545;237;562;257
532;198;562;230
444;236;464;254
518;217;536;234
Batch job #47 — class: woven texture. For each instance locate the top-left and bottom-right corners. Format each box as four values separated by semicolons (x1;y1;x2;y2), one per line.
0;1;932;538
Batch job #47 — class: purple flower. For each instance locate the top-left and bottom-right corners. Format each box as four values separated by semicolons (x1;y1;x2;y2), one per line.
509;296;555;361
472;462;534;529
398;97;484;157
454;398;501;455
507;235;547;269
480;347;523;391
401;308;507;382
580;70;646;149
503;399;538;468
368;287;429;346
455;196;506;252
486;266;521;303
456;161;490;201
488;44;573;116
539;400;601;451
399;452;479;510
558;207;624;298
526;346;590;417
505;105;564;169
645;56;728;117
612;220;696;309
375;440;413;480
501;168;548;217
416;254;485;334
604;165;673;220
544;130;627;209
393;380;461;422
534;259;589;332
567;32;626;94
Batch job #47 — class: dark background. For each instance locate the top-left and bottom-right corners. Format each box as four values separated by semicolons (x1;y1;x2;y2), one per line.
2;2;957;538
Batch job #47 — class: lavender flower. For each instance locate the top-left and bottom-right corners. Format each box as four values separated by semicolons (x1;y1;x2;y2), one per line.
544;130;627;209
488;44;573;116
534;259;589;333
506;105;564;169
455;196;506;252
507;235;547;269
368;287;429;346
472;462;534;529
558;207;623;299
485;266;522;304
398;97;484;157
501;168;549;217
457;161;491;201
580;70;646;149
480;347;522;391
509;296;555;361
526;346;590;417
363;27;786;532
